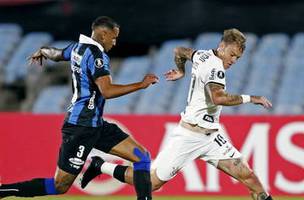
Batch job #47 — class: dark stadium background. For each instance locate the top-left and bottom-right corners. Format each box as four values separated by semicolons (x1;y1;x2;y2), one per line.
1;0;304;57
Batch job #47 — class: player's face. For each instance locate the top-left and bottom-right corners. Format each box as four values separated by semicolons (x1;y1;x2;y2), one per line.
219;42;243;69
101;27;120;52
94;27;119;52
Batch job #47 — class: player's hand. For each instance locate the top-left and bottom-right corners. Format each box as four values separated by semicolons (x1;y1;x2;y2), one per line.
164;69;184;81
28;48;47;66
140;73;159;89
250;96;272;109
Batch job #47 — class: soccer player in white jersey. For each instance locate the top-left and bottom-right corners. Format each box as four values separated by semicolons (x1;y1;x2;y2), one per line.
80;28;274;200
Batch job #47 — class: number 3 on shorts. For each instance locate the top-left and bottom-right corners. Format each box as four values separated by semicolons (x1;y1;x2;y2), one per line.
77;145;85;158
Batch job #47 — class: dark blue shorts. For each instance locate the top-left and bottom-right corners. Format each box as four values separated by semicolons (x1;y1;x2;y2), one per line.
58;121;129;175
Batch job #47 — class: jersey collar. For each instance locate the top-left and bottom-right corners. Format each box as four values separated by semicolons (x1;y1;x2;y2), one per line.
211;49;225;70
79;34;104;52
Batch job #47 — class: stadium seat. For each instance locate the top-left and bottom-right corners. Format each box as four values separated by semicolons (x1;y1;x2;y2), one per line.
32;85;70;113
4;32;53;84
104;56;152;114
6;30;303;115
134;39;192;114
0;24;22;81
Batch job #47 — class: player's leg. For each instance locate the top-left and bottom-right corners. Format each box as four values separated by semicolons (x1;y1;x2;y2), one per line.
122;166;166;191
0;123;98;198
110;136;152;200
81;156;165;191
53;167;78;194
82;123;201;192
199;130;274;200
0;176;63;198
89;121;152;200
0;167;77;198
217;158;273;200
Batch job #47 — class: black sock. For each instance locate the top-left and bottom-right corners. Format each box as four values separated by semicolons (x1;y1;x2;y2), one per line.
133;170;152;200
266;195;273;200
0;178;58;198
113;165;128;183
132;148;152;200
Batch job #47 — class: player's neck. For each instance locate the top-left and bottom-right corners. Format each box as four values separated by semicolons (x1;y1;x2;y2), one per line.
213;49;222;59
212;49;218;57
91;33;103;47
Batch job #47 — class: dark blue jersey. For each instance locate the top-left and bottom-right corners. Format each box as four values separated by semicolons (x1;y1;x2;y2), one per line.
62;35;110;127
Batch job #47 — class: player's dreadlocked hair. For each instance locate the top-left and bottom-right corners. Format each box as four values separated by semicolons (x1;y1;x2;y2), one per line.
221;28;246;52
91;16;120;30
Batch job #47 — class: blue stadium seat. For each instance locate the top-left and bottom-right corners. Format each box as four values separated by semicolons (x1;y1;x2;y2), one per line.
239;33;290;114
25;31;304;115
134;39;192;114
104;56;152;114
168;63;192;114
4;32;53;84
0;23;22;36
0;24;22;78
32;85;70;113
193;32;221;50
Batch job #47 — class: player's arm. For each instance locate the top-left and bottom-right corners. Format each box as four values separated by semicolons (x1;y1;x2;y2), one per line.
206;82;272;108
29;47;65;66
165;47;194;81
95;74;159;99
174;47;194;74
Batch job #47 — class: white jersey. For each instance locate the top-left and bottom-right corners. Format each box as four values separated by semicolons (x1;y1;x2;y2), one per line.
181;49;226;129
152;50;242;182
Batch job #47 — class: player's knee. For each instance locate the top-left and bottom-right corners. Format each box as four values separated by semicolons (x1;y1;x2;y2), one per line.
133;148;151;171
150;169;165;191
125;167;133;181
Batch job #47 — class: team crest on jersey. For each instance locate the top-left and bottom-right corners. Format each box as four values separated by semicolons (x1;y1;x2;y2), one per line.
94;58;104;68
217;71;225;79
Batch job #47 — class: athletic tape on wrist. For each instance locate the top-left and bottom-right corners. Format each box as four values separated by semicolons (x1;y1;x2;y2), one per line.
241;94;251;104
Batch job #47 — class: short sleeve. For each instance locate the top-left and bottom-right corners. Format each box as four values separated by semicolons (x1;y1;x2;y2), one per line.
62;43;76;61
87;48;110;80
205;67;226;87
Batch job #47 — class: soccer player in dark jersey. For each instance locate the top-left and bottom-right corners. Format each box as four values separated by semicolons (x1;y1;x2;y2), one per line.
0;16;157;200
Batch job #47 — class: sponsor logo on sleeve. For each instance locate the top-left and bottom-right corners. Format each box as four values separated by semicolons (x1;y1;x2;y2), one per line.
209;68;216;80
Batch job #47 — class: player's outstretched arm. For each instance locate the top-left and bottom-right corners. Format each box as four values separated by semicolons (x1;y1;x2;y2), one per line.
95;74;159;99
206;82;272;109
165;47;194;81
29;47;65;66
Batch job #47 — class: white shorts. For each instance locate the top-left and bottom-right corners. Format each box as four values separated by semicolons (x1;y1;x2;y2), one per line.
152;124;242;181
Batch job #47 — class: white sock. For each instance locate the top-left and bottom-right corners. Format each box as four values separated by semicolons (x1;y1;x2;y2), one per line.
100;162;118;176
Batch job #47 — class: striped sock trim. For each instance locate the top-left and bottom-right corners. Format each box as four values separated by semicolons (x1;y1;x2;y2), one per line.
0;189;19;192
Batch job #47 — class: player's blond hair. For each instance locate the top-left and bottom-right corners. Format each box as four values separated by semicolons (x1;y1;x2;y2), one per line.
221;28;246;51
